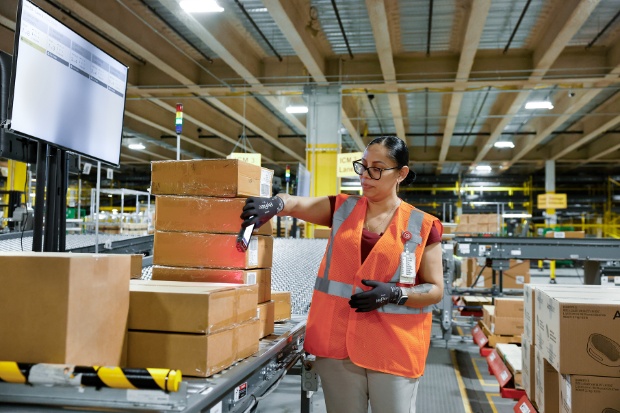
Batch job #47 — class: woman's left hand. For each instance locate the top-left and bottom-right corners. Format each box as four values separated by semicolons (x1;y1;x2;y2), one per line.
349;279;402;312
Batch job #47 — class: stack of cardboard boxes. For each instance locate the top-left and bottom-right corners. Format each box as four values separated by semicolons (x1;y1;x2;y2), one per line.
125;159;276;377
522;284;620;413
461;257;531;289
456;213;501;234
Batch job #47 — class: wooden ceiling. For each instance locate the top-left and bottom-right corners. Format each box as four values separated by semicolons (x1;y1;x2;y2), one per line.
1;0;619;177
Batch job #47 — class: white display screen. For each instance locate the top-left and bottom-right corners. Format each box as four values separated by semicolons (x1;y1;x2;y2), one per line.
8;0;127;166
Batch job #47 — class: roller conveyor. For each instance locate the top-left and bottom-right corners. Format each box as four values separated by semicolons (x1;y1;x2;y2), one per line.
0;231;153;255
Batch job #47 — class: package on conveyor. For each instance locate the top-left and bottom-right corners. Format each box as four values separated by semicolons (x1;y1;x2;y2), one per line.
257;301;275;338
152;266;271;304
496;343;522;388
151;159;273;198
272;291;292;322
469;259;530;289
0;252;131;366
490;297;523;336
126;280;259;377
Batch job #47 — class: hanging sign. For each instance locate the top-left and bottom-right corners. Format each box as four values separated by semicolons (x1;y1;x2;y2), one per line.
337;152;363;177
226;152;261;166
537;193;567;209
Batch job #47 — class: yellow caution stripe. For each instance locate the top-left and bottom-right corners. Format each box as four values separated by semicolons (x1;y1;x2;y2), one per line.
147;368;182;392
94;366;138;390
0;362;28;384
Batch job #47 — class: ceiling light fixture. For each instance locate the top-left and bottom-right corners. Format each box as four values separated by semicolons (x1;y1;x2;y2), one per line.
474;165;492;172
179;0;224;13
503;213;532;218
494;141;515;148
286;105;308;114
525;101;554;110
128;143;145;150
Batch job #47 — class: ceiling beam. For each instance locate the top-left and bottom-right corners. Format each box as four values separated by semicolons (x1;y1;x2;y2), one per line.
365;0;405;142
437;0;491;171
156;0;308;159
474;0;600;166
263;0;364;151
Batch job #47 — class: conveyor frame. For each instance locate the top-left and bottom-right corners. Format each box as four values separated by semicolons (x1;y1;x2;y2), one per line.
0;318;307;412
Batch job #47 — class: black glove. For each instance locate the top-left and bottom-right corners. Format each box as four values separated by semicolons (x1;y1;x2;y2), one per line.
240;196;284;229
349;280;403;313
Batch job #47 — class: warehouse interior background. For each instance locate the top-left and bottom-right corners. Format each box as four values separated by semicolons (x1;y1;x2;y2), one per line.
1;0;620;233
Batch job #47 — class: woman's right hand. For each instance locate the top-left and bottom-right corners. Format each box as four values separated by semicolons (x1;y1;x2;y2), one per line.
240;196;284;228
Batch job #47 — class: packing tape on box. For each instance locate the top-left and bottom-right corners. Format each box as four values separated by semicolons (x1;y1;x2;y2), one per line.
0;362;182;392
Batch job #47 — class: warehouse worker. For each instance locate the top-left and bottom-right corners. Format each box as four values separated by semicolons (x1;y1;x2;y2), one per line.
241;136;444;413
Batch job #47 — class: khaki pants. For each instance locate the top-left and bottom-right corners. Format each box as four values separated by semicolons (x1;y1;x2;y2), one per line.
313;357;420;413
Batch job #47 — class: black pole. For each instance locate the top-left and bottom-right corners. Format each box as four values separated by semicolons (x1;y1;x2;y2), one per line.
276;216;281;238
58;150;68;252
291;218;298;238
32;142;46;251
44;147;57;252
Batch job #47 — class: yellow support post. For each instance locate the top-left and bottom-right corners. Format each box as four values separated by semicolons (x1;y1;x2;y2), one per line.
549;260;557;284
305;143;338;238
3;160;28;218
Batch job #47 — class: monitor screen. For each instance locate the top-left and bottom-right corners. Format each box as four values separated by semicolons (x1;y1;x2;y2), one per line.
7;0;127;166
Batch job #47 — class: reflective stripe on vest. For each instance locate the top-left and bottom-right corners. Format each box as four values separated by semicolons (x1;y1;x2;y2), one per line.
314;198;432;314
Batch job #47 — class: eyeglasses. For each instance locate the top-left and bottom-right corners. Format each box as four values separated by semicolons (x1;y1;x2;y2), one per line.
352;160;399;180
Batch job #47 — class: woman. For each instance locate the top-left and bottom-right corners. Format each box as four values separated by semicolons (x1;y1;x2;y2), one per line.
241;136;444;413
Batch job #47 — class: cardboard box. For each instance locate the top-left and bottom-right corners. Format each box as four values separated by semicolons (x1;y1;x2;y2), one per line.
151;159;272;197
129;280;257;333
154;196;272;235
151;266;271;304
0;252;130;366
127;328;235;378
494;297;524;318
257;301;275;338
496;343;522;387
481;259;530;289
560;374;620;413
535;351;559;413
130;254;143;279
154;232;273;269
535;289;620;377
234;319;260;361
521;336;536;404
272;291;292;321
482;305;494;328
544;231;585;239
492;316;523;336
524;284;615;346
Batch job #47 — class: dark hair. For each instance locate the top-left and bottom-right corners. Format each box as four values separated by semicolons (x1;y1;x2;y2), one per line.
367;136;416;185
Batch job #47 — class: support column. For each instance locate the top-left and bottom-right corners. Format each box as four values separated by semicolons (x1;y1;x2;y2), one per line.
545;160;557;283
304;85;342;238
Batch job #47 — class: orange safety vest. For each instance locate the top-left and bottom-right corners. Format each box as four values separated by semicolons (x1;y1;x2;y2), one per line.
304;194;440;378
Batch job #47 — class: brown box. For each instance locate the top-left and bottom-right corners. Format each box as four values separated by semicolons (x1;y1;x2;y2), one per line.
151;266;271;304
234;319;260;361
535;289;620;377
458;214;469;224
151;159;272;197
130;254;143;279
0;252;130;366
154;232;273;269
521;337;536;405
560;374;620;413
535;352;559;413
482;259;530;289
127;328;235;377
257;301;275;338
544;231;585;239
272;291;292;322
482;305;494;328
154;196;272;235
128;280;258;333
492;316;523;336
494;297;524;318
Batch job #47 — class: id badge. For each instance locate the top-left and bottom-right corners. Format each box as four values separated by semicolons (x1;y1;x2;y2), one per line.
399;250;415;285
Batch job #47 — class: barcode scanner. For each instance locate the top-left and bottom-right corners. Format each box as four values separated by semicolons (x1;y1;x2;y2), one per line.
236;222;255;252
